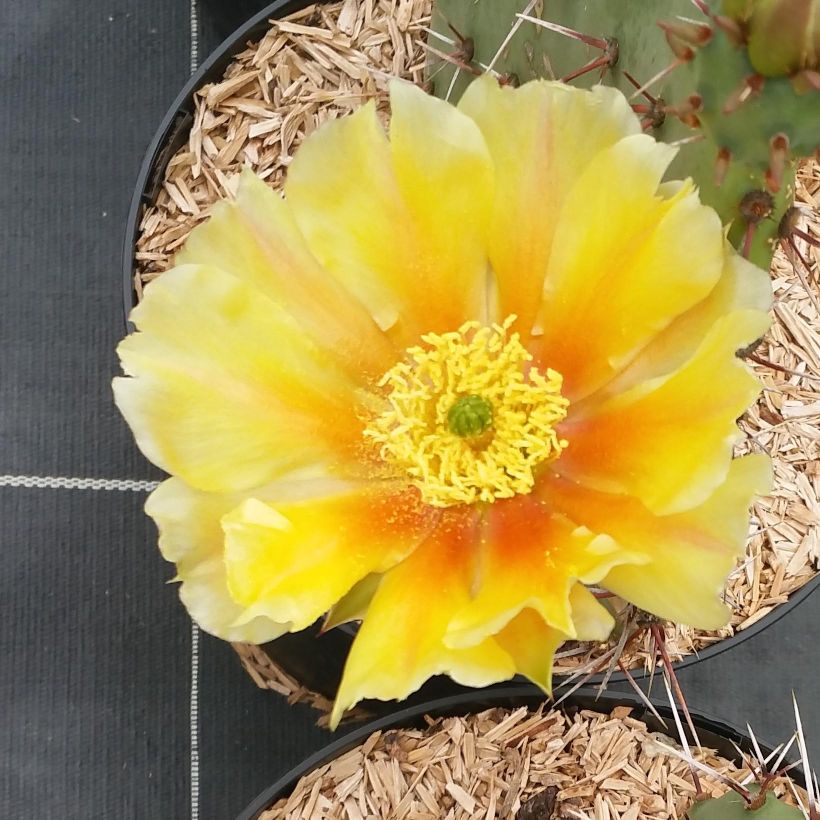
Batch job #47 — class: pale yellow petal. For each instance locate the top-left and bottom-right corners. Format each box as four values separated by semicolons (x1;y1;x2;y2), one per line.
493;608;565;694
177;170;397;382
458;76;641;333
145;478;289;643
494;585;614;694
115;264;365;493
286;85;493;346
387;80;493;329
567;583;616;642
323;573;381;631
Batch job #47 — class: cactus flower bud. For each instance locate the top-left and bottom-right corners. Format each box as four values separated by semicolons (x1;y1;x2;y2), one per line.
723;0;820;76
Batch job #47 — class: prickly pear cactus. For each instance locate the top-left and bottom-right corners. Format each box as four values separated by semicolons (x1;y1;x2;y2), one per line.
429;0;820;268
688;788;805;818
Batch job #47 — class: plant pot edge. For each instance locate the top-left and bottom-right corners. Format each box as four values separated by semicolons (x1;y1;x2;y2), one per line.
234;684;805;820
122;0;316;331
122;0;820;701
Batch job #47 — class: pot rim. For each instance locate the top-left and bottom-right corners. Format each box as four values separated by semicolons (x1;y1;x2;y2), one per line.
235;684;804;820
121;0;314;331
121;0;819;690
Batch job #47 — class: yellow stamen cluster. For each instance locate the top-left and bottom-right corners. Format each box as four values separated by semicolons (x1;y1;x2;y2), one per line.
364;317;569;507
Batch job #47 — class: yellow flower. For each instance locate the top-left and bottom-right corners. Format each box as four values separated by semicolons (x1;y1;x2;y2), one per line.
115;76;771;727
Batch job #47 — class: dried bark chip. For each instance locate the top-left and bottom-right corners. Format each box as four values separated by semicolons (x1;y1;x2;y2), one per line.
517;785;559;820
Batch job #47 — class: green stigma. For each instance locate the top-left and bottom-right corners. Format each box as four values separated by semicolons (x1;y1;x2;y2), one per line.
448;394;493;438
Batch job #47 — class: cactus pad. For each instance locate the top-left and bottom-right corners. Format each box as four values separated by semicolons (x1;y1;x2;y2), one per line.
688;788;805;818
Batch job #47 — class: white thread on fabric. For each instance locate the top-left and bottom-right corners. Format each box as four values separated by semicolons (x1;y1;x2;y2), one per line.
0;474;160;492
190;622;201;820
189;0;200;74
188;6;201;818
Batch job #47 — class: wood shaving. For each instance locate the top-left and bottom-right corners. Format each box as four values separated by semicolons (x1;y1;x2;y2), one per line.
132;1;819;693
133;0;431;299
255;705;806;819
232;643;370;728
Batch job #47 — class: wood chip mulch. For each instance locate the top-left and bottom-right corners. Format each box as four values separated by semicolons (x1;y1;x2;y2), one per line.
132;0;820;693
255;705;806;819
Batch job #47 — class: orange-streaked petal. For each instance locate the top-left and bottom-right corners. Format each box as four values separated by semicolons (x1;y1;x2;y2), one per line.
177;170;397;383
387;80;493;329
331;508;516;727
495;584;614;693
532;137;723;400
577;245;772;408
323;573;382;631
222;486;437;631
558;309;769;514
493;608;565;694
458;76;641;333
544;453;772;628
444;494;641;648
285;84;493;346
145;478;289;643
115;264;365;493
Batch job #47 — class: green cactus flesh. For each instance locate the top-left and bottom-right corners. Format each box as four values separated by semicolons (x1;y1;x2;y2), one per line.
429;0;820;267
430;0;696;114
688;788;805;819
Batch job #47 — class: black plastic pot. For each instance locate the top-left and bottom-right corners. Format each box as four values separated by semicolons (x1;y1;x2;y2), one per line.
253;568;820;702
236;685;803;820
122;0;315;328
123;0;819;698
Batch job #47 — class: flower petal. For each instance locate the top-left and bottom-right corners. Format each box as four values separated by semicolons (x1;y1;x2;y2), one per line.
115;264;366;493
323;573;382;631
566;583;618;642
222;486;437;632
285;84;493;346
579;246;772;406
176;170;398;383
331;508;516;727
145;478;289;643
544;454;771;628
444;494;640;648
557;309;769;514
492;608;565;694
532;136;724;400
458;76;641;333
494;584;614;693
387;80;493;328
